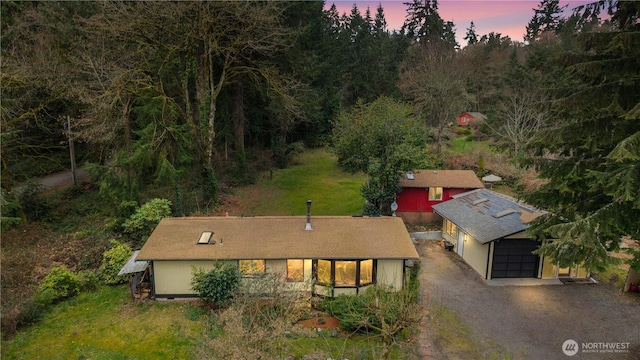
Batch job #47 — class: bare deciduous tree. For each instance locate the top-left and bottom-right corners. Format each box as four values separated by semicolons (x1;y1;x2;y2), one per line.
488;88;547;155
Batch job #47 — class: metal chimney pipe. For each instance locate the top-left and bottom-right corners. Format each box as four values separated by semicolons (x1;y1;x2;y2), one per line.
305;199;313;231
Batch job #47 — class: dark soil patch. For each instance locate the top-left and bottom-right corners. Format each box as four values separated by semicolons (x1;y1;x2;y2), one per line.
1;222;110;337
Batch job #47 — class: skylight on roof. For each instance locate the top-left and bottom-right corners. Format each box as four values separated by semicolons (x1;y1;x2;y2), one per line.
493;209;518;218
198;231;214;244
471;197;489;205
406;171;415;180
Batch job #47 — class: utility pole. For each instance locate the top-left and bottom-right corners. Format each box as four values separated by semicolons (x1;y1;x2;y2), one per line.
65;116;78;186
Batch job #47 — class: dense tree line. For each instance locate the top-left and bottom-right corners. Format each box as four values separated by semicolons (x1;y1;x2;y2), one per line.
1;1;408;201
2;1;639;269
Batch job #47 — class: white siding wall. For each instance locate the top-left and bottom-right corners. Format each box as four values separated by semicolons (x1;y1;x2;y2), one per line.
154;260;233;296
154;259;316;296
333;288;357;296
460;233;489;279
377;259;404;290
154;259;406;297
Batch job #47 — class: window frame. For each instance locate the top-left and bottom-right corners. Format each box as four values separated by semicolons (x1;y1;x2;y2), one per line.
313;259;376;288
428;186;444;201
359;259;374;286
316;259;332;286
286;259;305;282
238;259;266;277
334;260;357;287
444;219;457;237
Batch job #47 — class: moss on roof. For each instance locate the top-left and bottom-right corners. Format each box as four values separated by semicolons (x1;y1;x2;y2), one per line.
137;216;419;261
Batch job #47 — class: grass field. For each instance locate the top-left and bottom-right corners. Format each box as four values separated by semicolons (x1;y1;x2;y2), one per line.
448;137;494;154
2;286;203;360
2;284;413;359
223;148;366;216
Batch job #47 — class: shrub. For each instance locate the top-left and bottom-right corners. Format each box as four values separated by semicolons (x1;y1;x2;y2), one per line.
16;184;50;221
321;285;422;335
122;198;172;245
1;188;23;232
98;240;133;285
77;270;100;291
39;266;81;304
17;297;49;328
191;263;241;307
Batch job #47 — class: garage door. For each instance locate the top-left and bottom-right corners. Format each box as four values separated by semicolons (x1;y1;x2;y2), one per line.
491;239;539;278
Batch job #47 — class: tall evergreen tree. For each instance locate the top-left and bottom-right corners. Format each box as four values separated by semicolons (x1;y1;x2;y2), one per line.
524;2;640;271
525;0;567;42
402;0;457;48
464;21;478;46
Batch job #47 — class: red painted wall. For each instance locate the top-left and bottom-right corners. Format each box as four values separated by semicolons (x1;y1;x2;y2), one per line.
458;114;473;126
396;187;469;213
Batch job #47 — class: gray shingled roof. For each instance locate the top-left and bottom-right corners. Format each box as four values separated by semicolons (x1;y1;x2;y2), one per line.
432;189;545;244
118;250;148;275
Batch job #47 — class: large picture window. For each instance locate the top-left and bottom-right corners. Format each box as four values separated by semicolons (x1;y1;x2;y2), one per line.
287;259;304;282
314;259;376;288
429;187;443;201
239;260;265;276
335;261;357;286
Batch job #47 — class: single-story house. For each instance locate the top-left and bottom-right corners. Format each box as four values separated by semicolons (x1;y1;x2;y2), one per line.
432;189;590;280
457;112;486;126
395;170;484;223
136;215;419;299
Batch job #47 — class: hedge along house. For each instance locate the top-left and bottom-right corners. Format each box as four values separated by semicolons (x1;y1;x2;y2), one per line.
136;213;419;299
432;189;590;280
395;170;484;223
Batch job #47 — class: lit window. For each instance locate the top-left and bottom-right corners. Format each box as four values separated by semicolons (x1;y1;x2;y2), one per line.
429;187;443;201
359;259;373;286
335;261;357;287
239;260;265;276
287;259;304;282
317;260;331;286
314;260;377;288
445;219;457;237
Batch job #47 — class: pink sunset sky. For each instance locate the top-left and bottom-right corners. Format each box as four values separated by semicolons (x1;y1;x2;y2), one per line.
328;0;594;45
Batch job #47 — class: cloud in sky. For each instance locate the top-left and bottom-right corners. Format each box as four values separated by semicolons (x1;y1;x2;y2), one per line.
328;0;593;45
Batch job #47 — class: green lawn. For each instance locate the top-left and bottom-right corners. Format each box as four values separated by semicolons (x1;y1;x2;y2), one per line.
247;148;366;216
448;137;494;154
2;285;414;359
2;286;204;360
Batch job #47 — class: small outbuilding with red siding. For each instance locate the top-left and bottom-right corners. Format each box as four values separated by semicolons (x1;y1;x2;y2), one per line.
395;170;484;223
457;112;486;126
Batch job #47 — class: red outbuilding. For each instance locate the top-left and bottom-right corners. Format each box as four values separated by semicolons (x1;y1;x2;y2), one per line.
457;112;486;126
395;170;484;223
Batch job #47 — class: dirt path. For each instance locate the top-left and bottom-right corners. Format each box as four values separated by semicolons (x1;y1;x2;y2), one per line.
38;168;90;189
417;240;640;360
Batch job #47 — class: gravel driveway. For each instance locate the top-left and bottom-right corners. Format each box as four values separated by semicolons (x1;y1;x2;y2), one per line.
417;240;640;360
